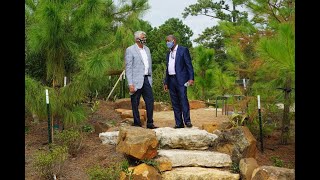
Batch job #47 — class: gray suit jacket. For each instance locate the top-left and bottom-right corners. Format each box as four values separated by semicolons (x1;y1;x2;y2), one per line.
125;44;152;91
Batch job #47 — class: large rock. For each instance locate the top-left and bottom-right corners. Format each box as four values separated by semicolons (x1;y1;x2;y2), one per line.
114;98;145;109
154;156;172;172
251;166;295;180
153;127;218;150
212;126;257;163
202;123;219;133
120;163;161;180
116;126;158;159
189;100;207;109
239;158;259;180
162;167;240;180
119;109;146;125
115;108;128;114
158;149;232;168
120;109;146;119
202;121;233;133
154;102;171;111
99;131;119;145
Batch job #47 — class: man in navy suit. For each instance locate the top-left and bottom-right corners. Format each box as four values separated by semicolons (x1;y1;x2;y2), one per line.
163;35;194;128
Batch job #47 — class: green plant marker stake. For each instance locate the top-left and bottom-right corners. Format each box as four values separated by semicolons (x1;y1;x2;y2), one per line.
258;95;263;152
46;89;52;144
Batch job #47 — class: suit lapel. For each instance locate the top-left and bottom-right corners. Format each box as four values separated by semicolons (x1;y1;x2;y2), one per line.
134;44;144;64
175;46;182;67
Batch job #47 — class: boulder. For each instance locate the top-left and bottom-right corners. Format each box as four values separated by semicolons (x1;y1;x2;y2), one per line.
158;149;232;168
251;166;295;180
212;126;257;163
153;127;218;150
162;167;240;180
116;126;158;159
239;158;259;180
120;163;161;180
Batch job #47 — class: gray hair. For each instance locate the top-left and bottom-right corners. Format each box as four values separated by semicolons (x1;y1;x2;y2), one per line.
134;31;146;40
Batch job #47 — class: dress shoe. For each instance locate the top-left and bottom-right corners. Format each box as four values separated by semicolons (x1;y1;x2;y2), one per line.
147;125;158;129
132;123;142;127
174;124;184;128
186;122;193;128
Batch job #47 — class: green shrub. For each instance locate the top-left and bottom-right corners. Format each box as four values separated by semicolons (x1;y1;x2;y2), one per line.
140;159;160;172
140;159;159;167
230;162;240;173
229;113;247;127
87;161;128;180
247;118;277;139
33;145;68;179
270;156;284;167
82;124;94;133
152;64;170;102
120;160;134;179
54;128;83;155
90;100;100;113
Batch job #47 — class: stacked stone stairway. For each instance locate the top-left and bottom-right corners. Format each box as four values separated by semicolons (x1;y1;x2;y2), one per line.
99;99;295;180
100;126;240;179
153;127;239;179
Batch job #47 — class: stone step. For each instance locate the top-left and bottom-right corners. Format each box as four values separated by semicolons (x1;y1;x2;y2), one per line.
99;131;119;145
157;149;232;168
99;127;218;150
162;167;240;180
153;127;218;150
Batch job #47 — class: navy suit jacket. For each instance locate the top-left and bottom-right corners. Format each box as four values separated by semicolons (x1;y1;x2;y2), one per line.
164;45;194;86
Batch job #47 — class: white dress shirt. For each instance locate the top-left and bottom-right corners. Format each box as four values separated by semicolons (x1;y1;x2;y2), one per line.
136;44;149;75
168;44;178;75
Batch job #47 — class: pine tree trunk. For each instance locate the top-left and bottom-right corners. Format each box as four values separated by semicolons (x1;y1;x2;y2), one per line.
202;87;205;101
280;77;292;145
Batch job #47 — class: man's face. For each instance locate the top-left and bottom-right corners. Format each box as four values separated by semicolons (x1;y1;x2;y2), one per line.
166;37;174;43
139;34;146;40
137;34;147;44
166;36;175;49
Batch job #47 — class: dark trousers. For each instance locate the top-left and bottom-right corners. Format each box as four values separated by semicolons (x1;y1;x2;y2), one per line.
168;75;191;126
130;76;154;126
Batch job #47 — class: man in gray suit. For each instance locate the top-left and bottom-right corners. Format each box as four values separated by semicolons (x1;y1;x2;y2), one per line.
125;31;158;129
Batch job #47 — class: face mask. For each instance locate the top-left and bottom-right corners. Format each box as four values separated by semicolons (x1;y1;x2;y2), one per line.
138;38;147;44
166;40;174;49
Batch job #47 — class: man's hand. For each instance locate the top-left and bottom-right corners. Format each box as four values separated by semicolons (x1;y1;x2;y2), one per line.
188;80;194;86
129;85;135;94
164;84;168;92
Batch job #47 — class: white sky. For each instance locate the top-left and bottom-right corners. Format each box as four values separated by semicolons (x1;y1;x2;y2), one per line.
141;0;218;44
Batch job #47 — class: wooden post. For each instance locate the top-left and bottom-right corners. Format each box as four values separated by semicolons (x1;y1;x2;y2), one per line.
106;70;125;101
